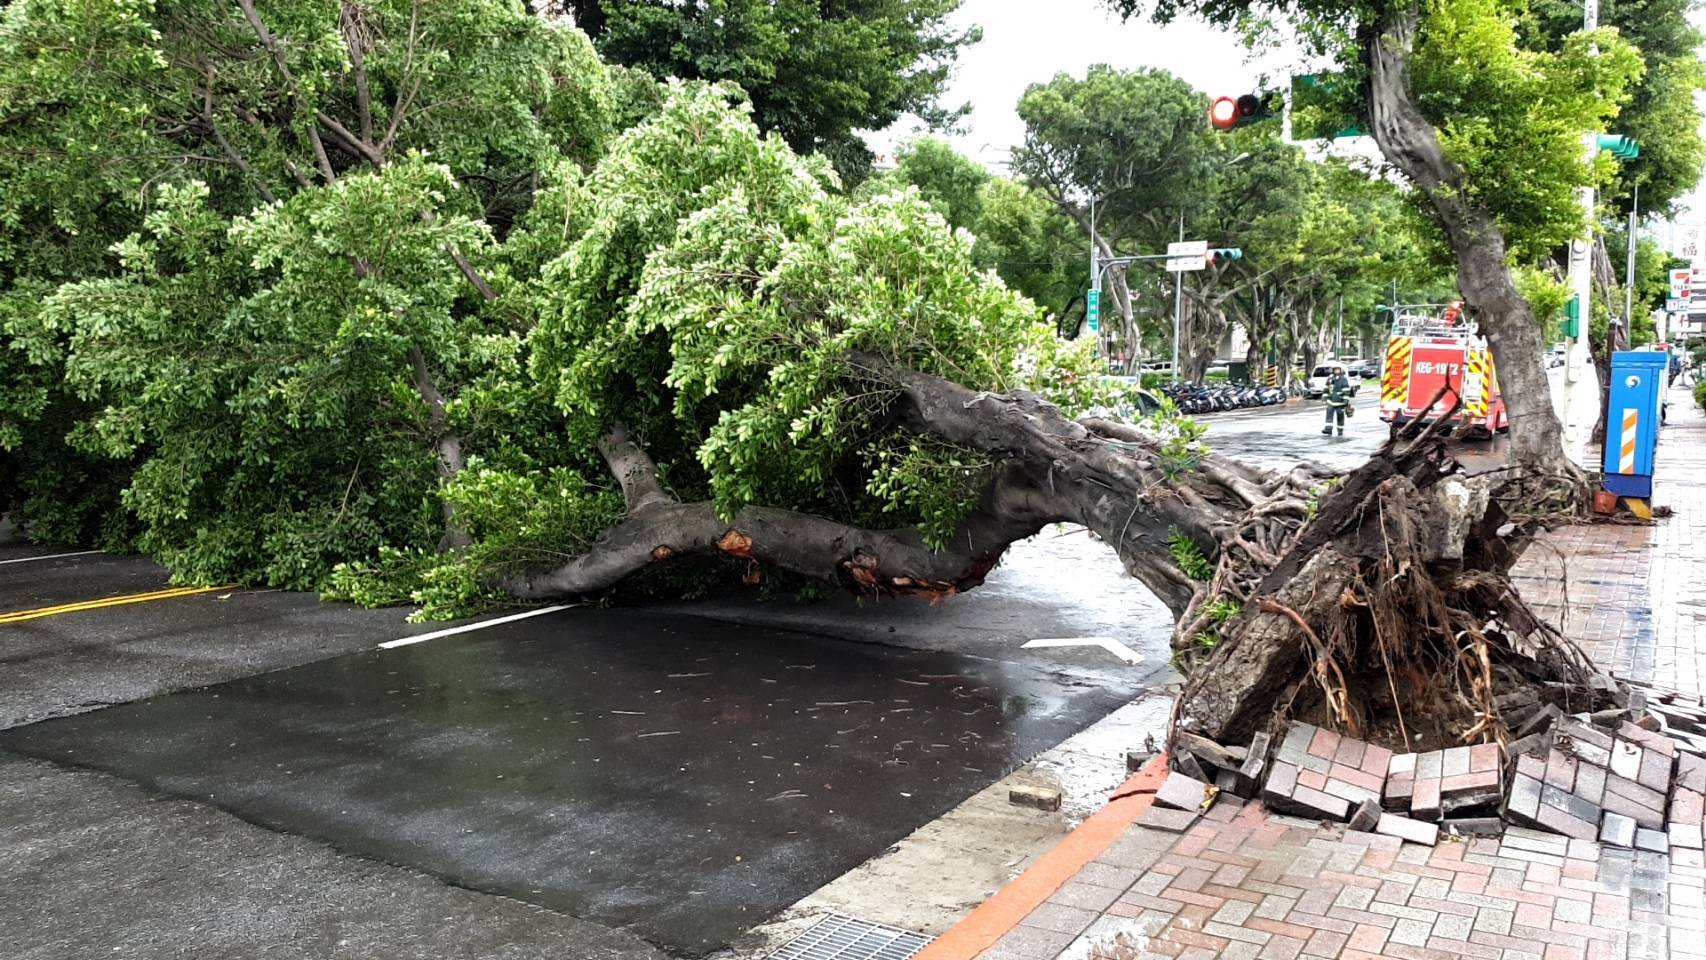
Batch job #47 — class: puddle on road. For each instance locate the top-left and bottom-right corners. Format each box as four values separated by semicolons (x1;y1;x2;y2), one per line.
0;607;1140;956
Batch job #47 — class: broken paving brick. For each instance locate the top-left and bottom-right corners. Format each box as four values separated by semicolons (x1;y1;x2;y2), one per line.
1411;777;1442;821
1604;772;1667;813
1135;805;1201;832
1174;731;1240;772
1535;802;1599;841
1672;787;1706;825
1469;742;1501;773
1323;778;1381;807
1678;754;1706;794
1361;744;1393;778
1506;773;1544;823
1670;822;1705;850
1309;725;1341;762
1376;812;1439;846
1441;769;1501;799
1173;751;1209;782
1277;723;1315;762
1333;735;1366;769
1383;776;1415;811
1349;798;1382;832
1540;782;1600;826
1634;827;1671;853
1442;817;1504;837
1154;772;1213;812
1240;730;1271;779
1288;784;1350;821
1543;750;1578;791
1637;747;1674;793
1599;789;1666;831
1574;762;1607;806
1515;753;1547;781
1558;716;1615;751
1621;721;1677;757
1388;752;1418;778
1417;750;1444;781
1009;785;1063;811
1608;740;1643;780
1441;746;1472;778
1265;761;1299;799
1601;812;1638;848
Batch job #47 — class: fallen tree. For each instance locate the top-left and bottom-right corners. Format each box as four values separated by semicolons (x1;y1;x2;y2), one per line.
502;355;1602;752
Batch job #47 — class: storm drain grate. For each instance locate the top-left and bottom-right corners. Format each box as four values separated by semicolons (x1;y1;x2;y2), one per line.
766;914;933;960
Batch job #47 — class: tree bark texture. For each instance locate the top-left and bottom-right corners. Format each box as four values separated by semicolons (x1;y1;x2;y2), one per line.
1363;6;1576;485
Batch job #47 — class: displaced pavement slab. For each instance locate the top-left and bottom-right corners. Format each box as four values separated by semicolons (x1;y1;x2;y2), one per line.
0;607;1140;956
0;752;664;960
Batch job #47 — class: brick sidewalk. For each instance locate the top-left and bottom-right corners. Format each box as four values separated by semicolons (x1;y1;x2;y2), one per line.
929;384;1706;960
1511;382;1706;696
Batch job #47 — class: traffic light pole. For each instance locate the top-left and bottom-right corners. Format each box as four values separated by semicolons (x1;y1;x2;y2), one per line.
1172;214;1184;384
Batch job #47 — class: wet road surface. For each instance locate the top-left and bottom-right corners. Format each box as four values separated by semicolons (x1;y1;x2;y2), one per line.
0;605;1137;955
1197;390;1511;475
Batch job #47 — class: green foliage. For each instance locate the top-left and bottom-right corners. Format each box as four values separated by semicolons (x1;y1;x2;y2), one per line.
971;178;1087;331
0;0;616;570
1694;379;1706;413
1412;0;1645;260
1167;527;1215;581
873;137;991;232
569;0;979;180
325;466;625;619
1525;0;1706;215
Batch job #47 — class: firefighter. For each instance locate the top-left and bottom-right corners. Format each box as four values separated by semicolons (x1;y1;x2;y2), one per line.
1321;364;1352;436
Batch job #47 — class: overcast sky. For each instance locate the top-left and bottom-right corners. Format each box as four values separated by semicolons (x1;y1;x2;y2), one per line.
868;0;1290;171
873;0;1706;235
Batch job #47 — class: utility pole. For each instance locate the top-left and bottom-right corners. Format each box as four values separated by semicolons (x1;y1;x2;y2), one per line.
1171;212;1184;383
1625;183;1638;328
1557;0;1604;466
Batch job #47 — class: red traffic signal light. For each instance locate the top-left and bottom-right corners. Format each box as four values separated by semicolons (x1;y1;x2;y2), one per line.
1209;93;1275;130
1209;96;1239;130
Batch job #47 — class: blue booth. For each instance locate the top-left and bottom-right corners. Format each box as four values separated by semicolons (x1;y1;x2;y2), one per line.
1602;350;1668;500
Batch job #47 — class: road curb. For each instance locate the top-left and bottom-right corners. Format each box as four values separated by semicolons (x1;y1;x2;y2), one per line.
910;751;1170;960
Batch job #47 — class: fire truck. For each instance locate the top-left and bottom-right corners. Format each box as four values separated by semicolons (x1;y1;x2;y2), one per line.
1378;304;1508;437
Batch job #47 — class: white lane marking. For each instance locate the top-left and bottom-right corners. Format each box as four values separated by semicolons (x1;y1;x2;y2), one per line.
0;550;103;566
1020;636;1143;664
378;604;574;649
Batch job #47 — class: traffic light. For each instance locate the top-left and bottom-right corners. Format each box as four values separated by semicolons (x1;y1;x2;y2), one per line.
1206;247;1242;264
1208;93;1276;130
1596;134;1639;160
1564;295;1581;338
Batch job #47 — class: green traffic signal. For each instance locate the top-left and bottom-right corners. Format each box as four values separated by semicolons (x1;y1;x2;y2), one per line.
1563;295;1581;338
1596;134;1639;160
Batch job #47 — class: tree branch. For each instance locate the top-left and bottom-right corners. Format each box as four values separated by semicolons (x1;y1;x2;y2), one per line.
234;0;337;183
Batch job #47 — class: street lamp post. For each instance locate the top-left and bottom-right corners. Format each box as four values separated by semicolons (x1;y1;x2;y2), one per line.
1557;0;1604;466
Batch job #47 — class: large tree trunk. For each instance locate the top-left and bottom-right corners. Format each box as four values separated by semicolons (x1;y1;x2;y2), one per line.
499;357;1594;751
1363;6;1580;494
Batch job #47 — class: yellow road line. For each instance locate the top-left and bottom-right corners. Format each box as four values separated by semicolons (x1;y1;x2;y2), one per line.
0;585;234;624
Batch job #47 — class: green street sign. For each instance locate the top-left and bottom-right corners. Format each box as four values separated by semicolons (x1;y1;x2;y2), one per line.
1087;288;1100;333
1596;134;1639;161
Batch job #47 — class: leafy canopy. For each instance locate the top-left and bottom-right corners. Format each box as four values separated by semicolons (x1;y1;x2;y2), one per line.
563;0;980;179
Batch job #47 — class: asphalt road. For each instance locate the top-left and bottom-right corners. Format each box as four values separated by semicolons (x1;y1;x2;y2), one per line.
1195;387;1512;475
0;524;1159;958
